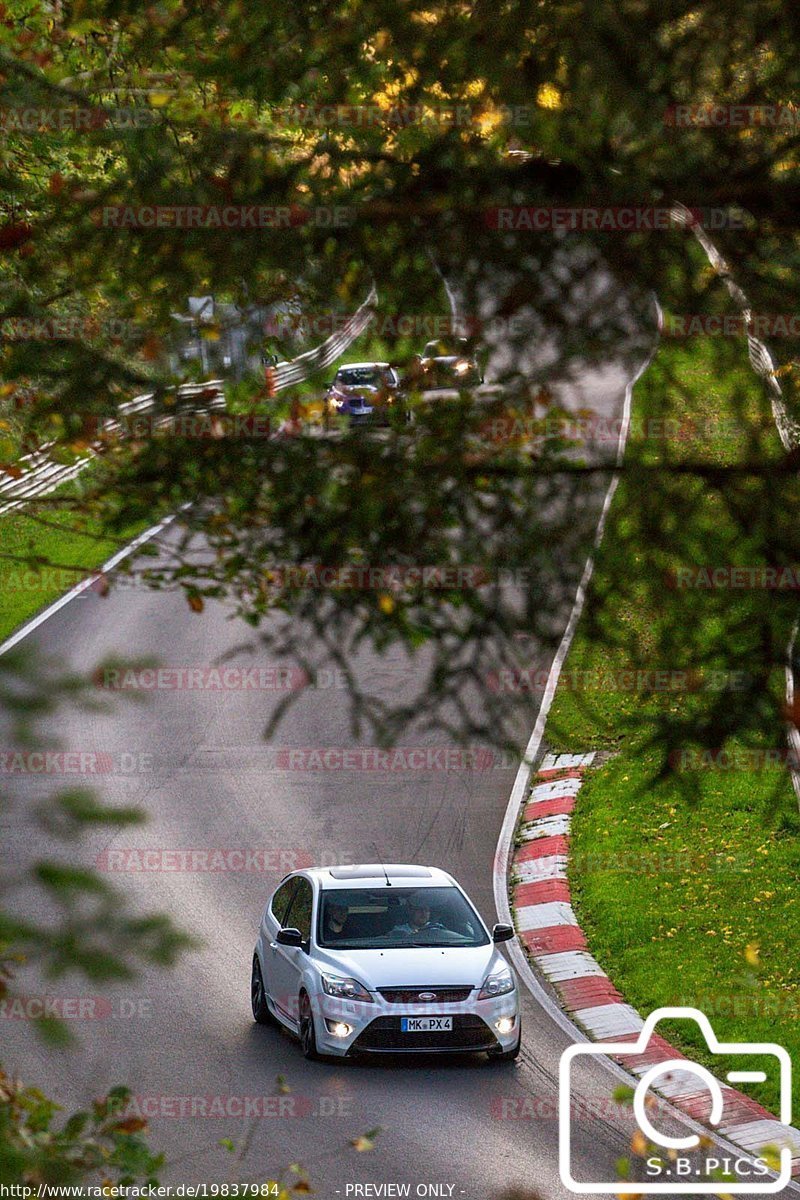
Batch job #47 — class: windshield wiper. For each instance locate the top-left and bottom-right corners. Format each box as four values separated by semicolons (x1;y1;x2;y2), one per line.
408;940;458;947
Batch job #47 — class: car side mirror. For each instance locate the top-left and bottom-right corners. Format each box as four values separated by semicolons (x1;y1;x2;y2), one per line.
276;927;303;947
492;923;514;943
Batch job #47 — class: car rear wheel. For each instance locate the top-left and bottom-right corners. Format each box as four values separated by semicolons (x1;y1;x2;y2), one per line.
251;954;273;1025
299;991;321;1061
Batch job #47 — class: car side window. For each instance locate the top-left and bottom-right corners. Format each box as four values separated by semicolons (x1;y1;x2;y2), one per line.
271;877;299;926
285;878;313;941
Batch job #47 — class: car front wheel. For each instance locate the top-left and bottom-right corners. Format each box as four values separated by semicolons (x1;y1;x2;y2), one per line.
251;954;272;1025
299;991;321;1061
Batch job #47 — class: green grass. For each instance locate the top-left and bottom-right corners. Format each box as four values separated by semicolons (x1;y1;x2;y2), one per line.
545;335;800;1117
0;469;149;642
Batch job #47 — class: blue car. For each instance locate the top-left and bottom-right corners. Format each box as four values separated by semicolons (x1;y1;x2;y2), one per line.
324;363;402;426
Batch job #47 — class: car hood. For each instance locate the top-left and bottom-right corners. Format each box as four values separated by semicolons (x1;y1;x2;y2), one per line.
338;384;380;399
314;943;504;989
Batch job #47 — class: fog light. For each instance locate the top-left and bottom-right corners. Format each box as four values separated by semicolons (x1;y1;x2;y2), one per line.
495;1017;515;1035
327;1020;352;1038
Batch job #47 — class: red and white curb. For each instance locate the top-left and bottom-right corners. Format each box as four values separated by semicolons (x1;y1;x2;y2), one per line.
511;749;800;1175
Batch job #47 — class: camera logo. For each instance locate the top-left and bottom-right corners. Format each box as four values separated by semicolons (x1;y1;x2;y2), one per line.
559;1006;793;1193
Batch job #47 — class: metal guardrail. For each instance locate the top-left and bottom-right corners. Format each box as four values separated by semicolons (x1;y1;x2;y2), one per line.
0;286;379;515
670;202;800;807
271;283;378;390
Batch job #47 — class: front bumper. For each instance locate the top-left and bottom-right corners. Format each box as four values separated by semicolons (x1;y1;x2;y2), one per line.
347;405;395;426
312;991;519;1057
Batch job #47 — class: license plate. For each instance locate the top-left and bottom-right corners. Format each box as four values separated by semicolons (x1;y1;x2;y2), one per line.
400;1016;453;1032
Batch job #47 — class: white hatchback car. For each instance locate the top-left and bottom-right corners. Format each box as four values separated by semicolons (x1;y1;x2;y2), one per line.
251;864;521;1061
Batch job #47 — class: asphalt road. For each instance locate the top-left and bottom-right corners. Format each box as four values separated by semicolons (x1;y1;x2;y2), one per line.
2;259;668;1199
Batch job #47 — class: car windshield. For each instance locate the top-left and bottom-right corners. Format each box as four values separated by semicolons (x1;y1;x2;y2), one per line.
336;367;390;387
317;886;490;949
422;340;467;358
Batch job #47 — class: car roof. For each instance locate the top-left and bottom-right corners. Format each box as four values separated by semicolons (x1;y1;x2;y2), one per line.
336;362;391;370
300;864;456;889
423;339;468;353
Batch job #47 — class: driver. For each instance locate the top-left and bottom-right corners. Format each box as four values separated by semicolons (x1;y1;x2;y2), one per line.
390;897;447;937
323;901;351;941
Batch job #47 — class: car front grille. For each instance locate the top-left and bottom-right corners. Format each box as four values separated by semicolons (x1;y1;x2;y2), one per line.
351;1015;496;1053
377;986;474;1004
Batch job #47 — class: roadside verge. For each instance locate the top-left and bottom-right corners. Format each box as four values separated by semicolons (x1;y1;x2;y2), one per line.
500;332;800;1182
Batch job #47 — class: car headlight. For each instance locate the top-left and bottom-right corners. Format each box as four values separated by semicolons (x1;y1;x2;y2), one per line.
321;973;373;1002
478;967;516;1000
454;359;471;374
330;396;345;408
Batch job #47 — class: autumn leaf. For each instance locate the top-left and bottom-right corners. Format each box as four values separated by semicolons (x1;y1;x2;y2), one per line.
758;1144;783;1172
90;574;111;598
350;1126;383;1151
744;942;760;967
630;1130;648;1157
111;1116;148;1134
187;592;204;613
0;222;34;251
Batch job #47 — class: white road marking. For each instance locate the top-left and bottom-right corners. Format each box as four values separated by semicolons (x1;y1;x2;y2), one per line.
539;752;596;771
0;512;178;658
573;1003;644;1039
529;777;583;801
535;950;607;982
513;856;568;883
519;814;571;840
515;901;577;931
